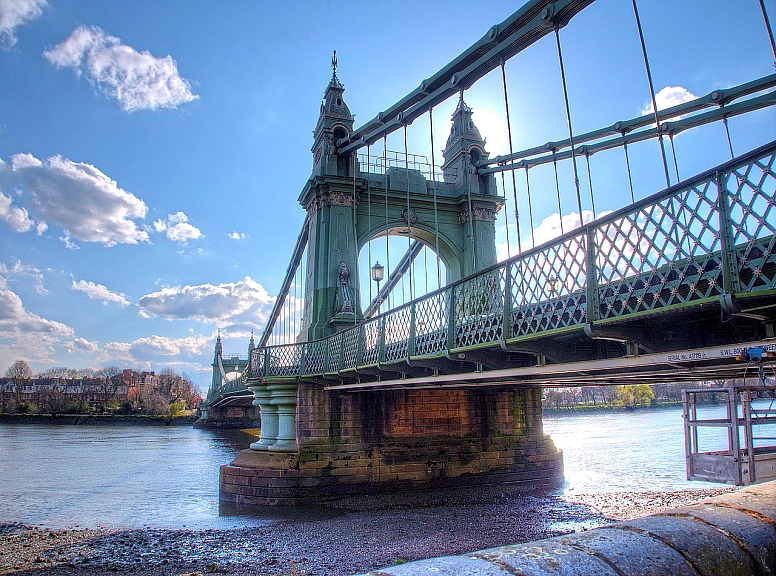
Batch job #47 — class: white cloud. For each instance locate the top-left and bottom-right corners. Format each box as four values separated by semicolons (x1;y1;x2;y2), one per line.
0;0;46;49
640;86;698;116
94;334;210;368
0;285;75;367
137;276;275;331
153;211;203;244
228;231;246;241
0;191;35;232
71;279;131;307
0;258;46;294
0;153;150;246
63;337;99;354
43;25;198;112
95;341;135;366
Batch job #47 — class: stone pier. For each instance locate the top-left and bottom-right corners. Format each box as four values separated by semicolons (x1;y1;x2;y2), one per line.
219;385;562;506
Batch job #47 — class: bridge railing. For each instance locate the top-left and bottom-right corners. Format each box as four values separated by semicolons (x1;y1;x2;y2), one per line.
247;141;776;382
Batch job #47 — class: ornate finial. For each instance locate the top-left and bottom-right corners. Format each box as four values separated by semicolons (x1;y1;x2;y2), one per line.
328;50;343;90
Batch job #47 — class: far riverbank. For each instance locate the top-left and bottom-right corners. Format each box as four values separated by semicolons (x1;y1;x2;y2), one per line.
542;400;683;414
0;413;197;426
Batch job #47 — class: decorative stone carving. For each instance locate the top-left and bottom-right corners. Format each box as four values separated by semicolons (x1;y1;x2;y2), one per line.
460;207;498;223
337;262;355;314
402;206;419;225
306;191;358;216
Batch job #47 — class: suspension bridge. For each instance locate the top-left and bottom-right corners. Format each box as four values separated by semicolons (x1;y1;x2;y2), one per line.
204;0;776;505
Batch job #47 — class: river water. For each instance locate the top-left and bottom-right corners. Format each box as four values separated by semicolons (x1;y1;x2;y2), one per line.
0;402;771;529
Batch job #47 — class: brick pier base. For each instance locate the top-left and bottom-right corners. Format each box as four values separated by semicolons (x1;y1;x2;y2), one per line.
220;386;563;506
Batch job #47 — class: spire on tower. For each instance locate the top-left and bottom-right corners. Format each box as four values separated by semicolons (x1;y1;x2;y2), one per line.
214;330;223;358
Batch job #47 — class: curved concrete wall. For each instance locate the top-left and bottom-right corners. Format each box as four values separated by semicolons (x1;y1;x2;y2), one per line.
361;481;775;575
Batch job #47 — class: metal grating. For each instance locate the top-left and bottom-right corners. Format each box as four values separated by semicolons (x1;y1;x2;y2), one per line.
511;233;587;336
728;153;776;292
383;304;411;363
414;290;450;356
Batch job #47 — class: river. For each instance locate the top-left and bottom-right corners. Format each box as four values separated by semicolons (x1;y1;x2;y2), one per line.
0;402;771;529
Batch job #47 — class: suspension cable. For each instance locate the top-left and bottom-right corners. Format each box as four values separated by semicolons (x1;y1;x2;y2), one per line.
500;170;512;259
723;116;735;158
554;26;583;229
403;123;414;301
632;0;671;189
584;152;597;220
429;107;442;288
500;59;522;253
423;243;428;294
352;152;359;326
461;91;477;271
524;167;536;249
552;153;565;235
759;0;776;63
668;132;681;182
383;134;390;311
292;261;296;342
623;139;636;203
367;144;373;304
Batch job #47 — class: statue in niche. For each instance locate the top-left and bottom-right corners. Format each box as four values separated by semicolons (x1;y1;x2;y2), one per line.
336;262;355;314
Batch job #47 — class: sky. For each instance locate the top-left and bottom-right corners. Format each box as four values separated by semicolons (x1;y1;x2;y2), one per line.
0;0;774;391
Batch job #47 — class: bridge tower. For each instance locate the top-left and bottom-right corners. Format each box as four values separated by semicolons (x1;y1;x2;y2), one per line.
298;60;361;340
220;61;561;505
298;64;503;341
197;332;257;427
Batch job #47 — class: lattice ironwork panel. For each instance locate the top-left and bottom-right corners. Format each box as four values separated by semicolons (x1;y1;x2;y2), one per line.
361;317;381;365
510;233;588;337
414;289;450;356
595;179;722;320
383;305;410;362
304;340;326;374
727;152;776;292
454;271;504;348
340;325;361;370
326;332;343;373
267;344;302;377
249;347;265;378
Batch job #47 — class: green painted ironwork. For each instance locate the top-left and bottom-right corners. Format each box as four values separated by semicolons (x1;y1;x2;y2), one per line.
231;141;776;390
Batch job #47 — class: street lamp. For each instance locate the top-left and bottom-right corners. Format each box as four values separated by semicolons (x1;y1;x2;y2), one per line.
372;261;385;307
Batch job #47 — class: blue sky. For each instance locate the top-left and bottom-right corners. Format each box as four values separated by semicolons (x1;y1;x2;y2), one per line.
0;0;774;390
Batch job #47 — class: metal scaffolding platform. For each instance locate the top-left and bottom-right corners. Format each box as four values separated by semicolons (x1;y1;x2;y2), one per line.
683;382;776;486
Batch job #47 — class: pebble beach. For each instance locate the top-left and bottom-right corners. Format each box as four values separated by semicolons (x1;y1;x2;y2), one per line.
0;487;734;576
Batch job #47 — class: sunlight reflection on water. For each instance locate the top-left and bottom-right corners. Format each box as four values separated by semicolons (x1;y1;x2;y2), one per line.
544;401;774;493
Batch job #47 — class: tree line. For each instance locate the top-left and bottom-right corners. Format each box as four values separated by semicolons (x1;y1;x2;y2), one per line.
541;381;757;410
2;359;201;417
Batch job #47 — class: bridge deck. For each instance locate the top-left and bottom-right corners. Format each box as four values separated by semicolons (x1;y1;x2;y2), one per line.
244;142;776;391
215;141;776;399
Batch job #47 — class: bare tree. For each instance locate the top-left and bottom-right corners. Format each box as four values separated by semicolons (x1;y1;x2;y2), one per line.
40;384;68;416
5;359;33;407
98;365;121;408
40;367;77;379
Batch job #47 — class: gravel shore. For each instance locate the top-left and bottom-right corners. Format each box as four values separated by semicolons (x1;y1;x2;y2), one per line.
0;487;734;576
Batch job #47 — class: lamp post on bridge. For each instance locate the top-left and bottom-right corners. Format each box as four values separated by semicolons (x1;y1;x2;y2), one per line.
372;261;384;312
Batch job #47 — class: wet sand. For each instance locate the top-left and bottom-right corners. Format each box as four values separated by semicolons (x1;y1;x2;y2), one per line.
0;487;733;576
